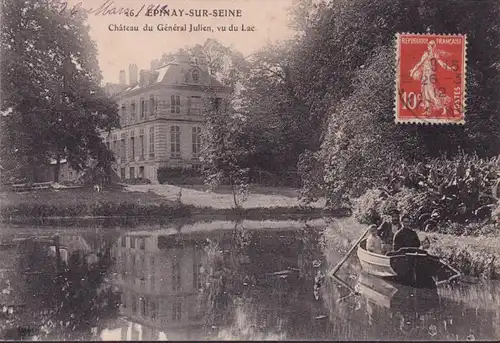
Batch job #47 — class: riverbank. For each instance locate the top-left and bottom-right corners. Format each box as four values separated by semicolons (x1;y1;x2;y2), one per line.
323;217;500;280
0;184;336;223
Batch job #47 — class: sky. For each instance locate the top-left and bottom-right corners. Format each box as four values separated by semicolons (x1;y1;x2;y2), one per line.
67;0;296;84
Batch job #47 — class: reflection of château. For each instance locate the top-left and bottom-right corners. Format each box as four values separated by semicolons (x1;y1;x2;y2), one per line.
109;222;308;340
111;230;205;340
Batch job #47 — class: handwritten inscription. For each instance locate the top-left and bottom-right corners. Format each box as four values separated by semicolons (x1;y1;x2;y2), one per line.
48;0;244;18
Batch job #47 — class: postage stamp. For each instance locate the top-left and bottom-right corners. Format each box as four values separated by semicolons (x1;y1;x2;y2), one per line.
395;33;467;124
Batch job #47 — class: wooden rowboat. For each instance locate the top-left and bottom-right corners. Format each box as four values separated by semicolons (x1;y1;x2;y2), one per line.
357;238;460;287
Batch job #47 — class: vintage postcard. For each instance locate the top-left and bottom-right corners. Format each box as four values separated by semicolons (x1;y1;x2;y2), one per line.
1;0;500;341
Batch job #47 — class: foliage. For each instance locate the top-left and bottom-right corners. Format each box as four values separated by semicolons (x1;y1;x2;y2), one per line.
352;189;386;225
180;40;251;209
297;150;326;207
0;0;119;182
157;166;201;184
289;0;500;205
201;95;250;209
353;155;500;234
121;177;152;185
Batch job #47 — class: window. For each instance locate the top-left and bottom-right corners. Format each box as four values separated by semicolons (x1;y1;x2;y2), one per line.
151;301;158;320
214;97;222;111
139;237;145;250
193;259;200;290
172;300;182;321
130;167;135;179
170;126;181;158
131;295;137;314
120;168;125;179
121;104;127;124
149;126;155;158
121;236;126;248
139;166;145;178
188;96;201;115
171;95;180;113
149;95;155;116
192;127;202;159
120;138;126;161
172;258;181;291
130;237;136;248
140;297;148;316
130;101;136;121
140;98;145;119
192;70;199;82
139;135;144;160
129;131;135;160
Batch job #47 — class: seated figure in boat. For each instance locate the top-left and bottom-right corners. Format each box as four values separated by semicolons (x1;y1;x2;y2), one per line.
377;211;401;254
366;224;384;254
393;214;430;251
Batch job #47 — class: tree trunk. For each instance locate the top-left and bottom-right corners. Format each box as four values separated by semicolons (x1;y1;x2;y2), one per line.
230;175;239;209
54;156;60;183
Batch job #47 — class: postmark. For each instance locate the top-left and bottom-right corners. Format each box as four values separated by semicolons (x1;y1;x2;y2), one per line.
395;33;467;124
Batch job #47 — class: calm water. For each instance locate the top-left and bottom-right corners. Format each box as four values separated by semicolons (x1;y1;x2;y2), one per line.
0;219;499;341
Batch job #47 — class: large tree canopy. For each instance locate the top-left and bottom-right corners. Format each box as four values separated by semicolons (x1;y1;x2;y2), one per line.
0;0;119;182
284;0;500;203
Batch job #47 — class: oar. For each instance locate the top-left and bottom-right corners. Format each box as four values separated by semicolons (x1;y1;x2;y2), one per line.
328;227;370;278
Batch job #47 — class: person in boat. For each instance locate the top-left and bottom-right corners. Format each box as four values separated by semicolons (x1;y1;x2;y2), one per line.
377;211;401;253
393;214;425;251
366;224;383;254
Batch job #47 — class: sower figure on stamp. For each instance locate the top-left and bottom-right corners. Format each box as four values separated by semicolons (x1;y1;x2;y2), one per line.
409;40;456;116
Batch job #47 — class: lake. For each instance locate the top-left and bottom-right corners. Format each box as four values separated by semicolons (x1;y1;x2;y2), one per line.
0;218;499;341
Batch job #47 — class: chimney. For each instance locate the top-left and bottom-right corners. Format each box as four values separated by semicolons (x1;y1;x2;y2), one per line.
129;64;138;85
119;70;126;85
150;59;161;70
139;69;146;86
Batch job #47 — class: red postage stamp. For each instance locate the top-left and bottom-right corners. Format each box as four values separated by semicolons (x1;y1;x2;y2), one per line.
395;33;467;124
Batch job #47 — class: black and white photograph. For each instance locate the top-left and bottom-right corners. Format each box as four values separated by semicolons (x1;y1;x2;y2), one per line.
1;0;500;340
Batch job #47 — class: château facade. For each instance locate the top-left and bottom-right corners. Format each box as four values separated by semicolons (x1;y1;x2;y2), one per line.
103;52;231;184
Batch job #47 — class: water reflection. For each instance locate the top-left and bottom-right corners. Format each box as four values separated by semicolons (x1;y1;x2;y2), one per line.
1;220;500;341
0;231;120;340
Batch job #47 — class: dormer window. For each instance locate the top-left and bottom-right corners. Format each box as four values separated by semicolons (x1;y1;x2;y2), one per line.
192;70;199;82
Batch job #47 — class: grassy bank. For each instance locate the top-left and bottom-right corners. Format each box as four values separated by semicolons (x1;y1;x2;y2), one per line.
0;185;341;223
0;185;192;221
324;217;500;280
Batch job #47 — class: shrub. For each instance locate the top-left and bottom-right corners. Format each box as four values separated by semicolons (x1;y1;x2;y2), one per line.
352;188;385;224
157;166;202;184
354;154;500;234
122;178;152;185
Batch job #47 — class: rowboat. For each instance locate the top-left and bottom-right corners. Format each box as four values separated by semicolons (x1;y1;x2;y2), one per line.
357;238;460;287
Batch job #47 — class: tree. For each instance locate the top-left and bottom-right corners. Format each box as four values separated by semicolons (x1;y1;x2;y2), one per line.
290;0;500;206
0;0;119;183
186;40;251;208
238;42;313;179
